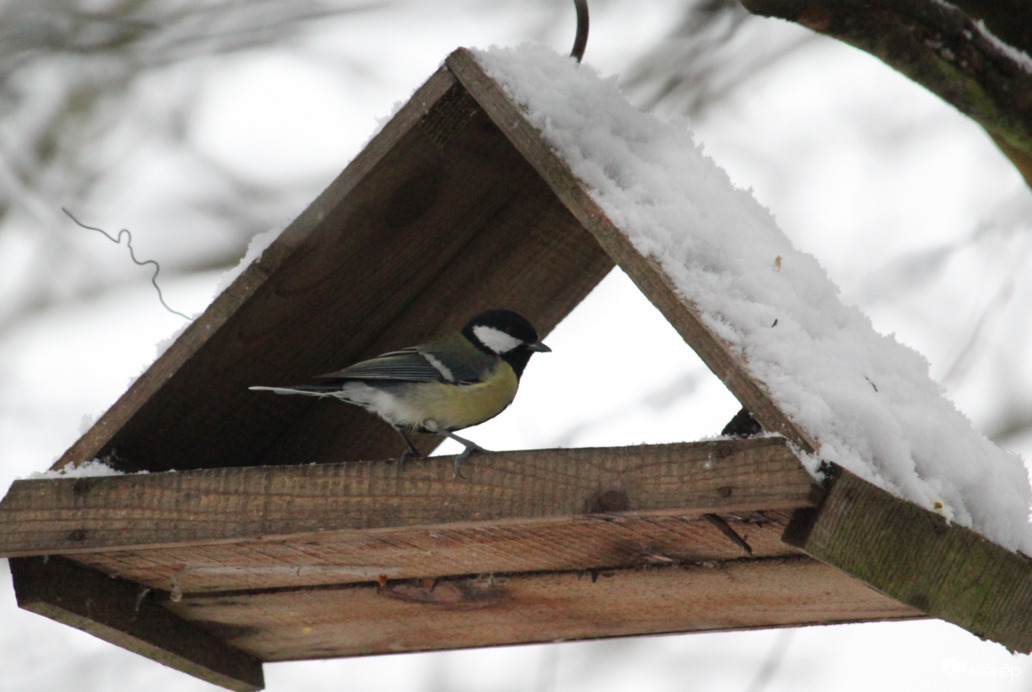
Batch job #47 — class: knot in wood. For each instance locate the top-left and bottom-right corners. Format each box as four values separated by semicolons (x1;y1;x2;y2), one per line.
584;488;630;514
72;478;95;497
383;579;505;610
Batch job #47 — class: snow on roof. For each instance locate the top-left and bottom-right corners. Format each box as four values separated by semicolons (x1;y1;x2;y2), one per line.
473;44;1032;554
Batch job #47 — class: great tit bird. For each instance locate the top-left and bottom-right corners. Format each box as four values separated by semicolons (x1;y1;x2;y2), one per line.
250;309;550;476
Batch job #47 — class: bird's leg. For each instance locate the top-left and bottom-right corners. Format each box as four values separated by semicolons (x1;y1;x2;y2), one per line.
395;429;421;471
441;431;488;479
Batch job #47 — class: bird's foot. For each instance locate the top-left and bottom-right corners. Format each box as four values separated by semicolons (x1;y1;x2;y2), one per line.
443;432;488;480
396;430;422;473
452;448;475;479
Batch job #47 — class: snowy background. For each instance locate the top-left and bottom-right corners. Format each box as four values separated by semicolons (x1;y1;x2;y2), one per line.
2;1;1031;690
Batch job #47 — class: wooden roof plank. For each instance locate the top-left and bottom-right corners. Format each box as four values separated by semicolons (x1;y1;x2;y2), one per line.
165;556;921;662
0;438;816;557
783;464;1032;652
52;59;612;475
445;48;819;454
52;64;460;474
9;556;265;692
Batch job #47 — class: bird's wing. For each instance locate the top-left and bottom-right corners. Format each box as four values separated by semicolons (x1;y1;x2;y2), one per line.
315;347;451;383
314;331;499;385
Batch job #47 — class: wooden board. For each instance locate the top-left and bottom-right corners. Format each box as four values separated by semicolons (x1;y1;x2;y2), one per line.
5;438;898;686
784;465;1032;653
0;438;814;557
54;60;613;474
10;556;264;692
165;556;921;662
1;439;818;593
68;511;799;594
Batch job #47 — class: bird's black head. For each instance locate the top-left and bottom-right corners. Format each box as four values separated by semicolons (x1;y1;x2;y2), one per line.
462;309;551;377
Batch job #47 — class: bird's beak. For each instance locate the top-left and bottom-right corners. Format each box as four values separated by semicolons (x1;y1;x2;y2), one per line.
528;340;551;353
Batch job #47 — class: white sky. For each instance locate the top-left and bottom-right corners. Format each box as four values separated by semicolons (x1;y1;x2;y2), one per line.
1;1;1030;690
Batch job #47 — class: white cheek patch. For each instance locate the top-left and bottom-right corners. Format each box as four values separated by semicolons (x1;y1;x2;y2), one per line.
473;325;523;354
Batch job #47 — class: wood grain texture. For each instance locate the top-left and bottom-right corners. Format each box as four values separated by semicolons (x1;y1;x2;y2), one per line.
446;49;819;454
68;510;799;593
54;61;611;474
0;438;816;557
784;465;1032;652
53;65;460;473
165;556;921;662
10;556;264;692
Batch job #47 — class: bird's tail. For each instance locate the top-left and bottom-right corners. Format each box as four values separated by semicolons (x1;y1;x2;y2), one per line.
249;384;343;397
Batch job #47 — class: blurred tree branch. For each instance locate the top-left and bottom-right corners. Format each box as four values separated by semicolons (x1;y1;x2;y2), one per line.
623;0;816;116
738;0;1032;187
0;0;388;337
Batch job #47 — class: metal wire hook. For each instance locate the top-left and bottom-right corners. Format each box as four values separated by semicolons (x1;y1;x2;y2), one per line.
571;0;589;62
62;207;191;320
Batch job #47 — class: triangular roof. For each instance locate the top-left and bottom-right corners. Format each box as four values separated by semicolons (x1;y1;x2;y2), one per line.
1;47;1030;692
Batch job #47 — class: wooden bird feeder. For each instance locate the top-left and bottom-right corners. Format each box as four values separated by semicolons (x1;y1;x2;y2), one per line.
2;48;1031;692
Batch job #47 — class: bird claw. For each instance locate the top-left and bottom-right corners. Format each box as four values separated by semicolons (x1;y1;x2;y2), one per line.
396;430;422;473
452;441;488;480
397;448;413;473
399;428;487;479
452;449;471;480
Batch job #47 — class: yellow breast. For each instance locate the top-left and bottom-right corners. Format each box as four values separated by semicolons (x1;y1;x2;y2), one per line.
402;362;519;432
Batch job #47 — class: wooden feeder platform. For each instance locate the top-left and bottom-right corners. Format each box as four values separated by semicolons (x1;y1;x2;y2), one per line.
2;48;1031;691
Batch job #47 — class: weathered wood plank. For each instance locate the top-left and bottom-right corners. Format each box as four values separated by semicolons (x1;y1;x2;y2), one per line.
783;464;1032;652
446;48;819;454
55;58;612;475
0;439;817;557
0;441;813;561
166;556;921;662
9;556;264;692
54;63;461;473
69;511;800;593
